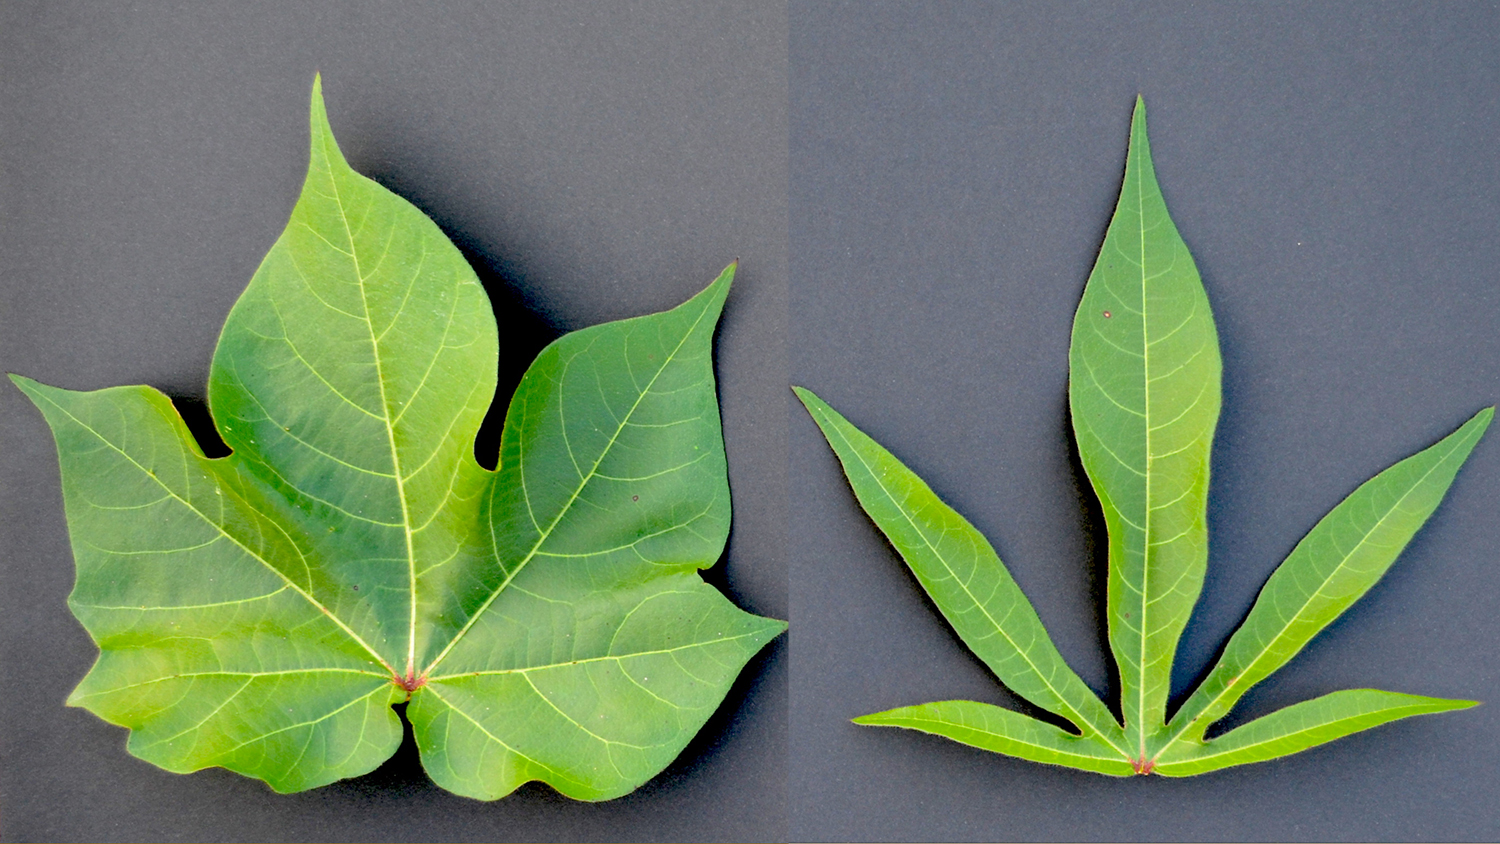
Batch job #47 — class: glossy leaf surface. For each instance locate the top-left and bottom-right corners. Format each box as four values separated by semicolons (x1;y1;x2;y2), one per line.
798;98;1487;776
14;78;783;800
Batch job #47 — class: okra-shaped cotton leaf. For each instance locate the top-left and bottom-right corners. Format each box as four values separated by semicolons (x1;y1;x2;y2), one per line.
1164;407;1492;745
801;95;1488;778
794;387;1123;746
1068;97;1221;752
15;76;782;799
855;701;1135;776
1154;690;1475;776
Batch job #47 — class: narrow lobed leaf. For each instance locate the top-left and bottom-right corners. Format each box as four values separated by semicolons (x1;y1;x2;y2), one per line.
794;386;1124;750
799;95;1487;779
1068;97;1222;755
1154;689;1475;776
855;701;1135;776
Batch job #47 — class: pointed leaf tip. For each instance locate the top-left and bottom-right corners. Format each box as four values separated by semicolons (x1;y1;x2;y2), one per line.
306;73;347;173
716;259;737;287
685;261;736;322
8;373;57;405
791;384;820;408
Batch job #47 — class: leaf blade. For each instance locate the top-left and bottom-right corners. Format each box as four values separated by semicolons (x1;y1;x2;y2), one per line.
207;76;498;673
411;265;783;798
425;264;738;675
855;701;1135;776
1068;97;1222;750
11;376;405;791
411;574;783;801
795;387;1124;750
1163;407;1492;748
1154;689;1475;776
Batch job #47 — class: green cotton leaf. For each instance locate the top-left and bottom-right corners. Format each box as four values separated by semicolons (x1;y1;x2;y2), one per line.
797;96;1488;777
12;76;783;800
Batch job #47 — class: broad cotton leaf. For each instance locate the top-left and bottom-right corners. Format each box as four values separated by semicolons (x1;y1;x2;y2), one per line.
13;76;784;800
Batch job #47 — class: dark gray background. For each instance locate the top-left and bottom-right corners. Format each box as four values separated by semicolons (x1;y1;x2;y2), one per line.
790;2;1500;841
9;2;1500;842
0;3;786;841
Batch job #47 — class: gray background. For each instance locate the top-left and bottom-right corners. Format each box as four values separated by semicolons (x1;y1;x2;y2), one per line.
8;2;1500;842
790;2;1500;841
0;3;787;841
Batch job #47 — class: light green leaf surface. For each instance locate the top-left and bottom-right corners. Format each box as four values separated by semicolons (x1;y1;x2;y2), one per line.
854;701;1134;776
1154;690;1475;776
1068;96;1221;755
800;97;1487;776
14;77;782;799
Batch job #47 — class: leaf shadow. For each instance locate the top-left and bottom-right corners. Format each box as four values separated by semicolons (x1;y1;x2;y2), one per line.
1059;389;1124;725
1162;277;1254;727
329;702;431;799
168;395;231;459
448;238;562;472
633;635;785;795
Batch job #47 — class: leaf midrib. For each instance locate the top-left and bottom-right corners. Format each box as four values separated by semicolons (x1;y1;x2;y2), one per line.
318;134;421;681
1135;120;1154;757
